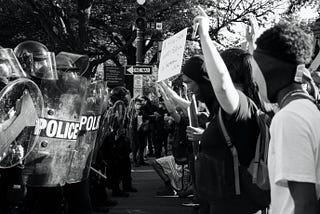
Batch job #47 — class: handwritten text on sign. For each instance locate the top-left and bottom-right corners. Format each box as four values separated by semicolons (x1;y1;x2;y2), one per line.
157;28;187;81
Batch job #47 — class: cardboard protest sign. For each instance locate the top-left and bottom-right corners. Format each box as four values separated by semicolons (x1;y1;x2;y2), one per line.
157;28;188;82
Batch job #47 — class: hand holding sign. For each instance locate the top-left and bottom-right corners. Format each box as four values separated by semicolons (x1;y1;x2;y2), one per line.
193;6;210;37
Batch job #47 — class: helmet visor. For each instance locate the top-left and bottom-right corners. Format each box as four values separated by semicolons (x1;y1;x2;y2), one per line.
32;51;58;80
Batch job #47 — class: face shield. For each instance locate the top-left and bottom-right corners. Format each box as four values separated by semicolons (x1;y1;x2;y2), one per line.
0;48;27;79
56;52;89;75
21;51;58;80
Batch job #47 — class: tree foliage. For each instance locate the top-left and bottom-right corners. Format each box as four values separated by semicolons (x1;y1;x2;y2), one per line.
286;0;320;14
1;0;317;77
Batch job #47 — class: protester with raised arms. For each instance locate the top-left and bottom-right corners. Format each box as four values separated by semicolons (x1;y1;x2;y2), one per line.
192;6;268;214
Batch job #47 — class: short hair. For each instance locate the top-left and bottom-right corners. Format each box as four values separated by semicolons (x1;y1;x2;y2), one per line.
255;22;313;65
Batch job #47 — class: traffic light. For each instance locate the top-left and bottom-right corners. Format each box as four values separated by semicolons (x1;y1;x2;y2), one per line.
135;5;146;29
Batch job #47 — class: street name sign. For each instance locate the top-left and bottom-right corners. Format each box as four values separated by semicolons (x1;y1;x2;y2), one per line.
125;65;152;75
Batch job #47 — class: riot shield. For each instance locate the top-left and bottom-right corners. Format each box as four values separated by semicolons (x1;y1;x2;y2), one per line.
56;52;89;76
23;72;87;187
0;48;27;79
66;80;105;183
0;78;43;168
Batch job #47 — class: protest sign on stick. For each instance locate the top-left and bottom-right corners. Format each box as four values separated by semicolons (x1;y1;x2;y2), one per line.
157;28;188;82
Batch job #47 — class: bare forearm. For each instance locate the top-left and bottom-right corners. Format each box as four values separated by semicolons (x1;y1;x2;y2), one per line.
199;33;239;114
168;110;181;123
288;181;318;214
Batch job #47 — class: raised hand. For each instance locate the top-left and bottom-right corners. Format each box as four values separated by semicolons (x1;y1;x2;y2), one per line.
157;82;176;113
193;6;210;36
245;14;259;42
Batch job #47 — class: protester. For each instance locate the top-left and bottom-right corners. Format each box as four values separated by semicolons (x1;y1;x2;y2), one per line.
140;95;157;158
128;97;149;167
153;99;169;158
191;6;268;214
254;22;320;214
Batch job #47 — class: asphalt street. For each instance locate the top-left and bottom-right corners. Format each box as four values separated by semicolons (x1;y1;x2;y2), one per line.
96;163;196;214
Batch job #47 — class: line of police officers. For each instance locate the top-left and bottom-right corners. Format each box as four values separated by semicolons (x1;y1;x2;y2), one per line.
0;41;108;214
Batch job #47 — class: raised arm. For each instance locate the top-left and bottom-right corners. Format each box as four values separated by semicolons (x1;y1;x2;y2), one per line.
158;81;190;113
245;14;258;54
157;82;181;123
194;6;239;114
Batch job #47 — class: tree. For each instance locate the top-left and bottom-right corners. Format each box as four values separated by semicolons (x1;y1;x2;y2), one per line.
286;0;320;14
0;0;313;78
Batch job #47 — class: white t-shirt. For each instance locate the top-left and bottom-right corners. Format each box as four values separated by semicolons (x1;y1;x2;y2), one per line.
268;99;320;214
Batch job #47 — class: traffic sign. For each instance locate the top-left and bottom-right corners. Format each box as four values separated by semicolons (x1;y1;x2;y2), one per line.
125;65;152;75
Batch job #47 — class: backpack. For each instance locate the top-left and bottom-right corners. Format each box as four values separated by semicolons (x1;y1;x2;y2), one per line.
218;99;271;210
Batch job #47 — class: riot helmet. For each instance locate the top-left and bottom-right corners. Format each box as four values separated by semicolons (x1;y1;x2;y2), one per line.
14;41;58;80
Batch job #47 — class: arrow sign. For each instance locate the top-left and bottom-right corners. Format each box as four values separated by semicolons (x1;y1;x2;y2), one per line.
125;65;152;75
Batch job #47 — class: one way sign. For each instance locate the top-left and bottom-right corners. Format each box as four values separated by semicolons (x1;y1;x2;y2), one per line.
125;65;152;75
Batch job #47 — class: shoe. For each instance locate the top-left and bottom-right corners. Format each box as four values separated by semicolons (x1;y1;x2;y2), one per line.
123;186;138;193
177;188;194;198
112;190;130;197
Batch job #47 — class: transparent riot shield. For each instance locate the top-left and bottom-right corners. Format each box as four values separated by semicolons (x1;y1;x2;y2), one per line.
23;72;87;187
56;52;89;76
66;80;105;183
0;78;44;168
0;48;27;79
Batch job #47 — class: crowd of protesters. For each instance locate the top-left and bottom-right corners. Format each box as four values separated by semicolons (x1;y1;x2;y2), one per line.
1;5;320;214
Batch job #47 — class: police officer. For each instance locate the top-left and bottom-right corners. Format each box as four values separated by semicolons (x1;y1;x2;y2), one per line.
0;47;31;214
14;41;100;214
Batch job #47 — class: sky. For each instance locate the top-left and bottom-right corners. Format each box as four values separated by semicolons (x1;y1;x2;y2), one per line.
297;6;318;20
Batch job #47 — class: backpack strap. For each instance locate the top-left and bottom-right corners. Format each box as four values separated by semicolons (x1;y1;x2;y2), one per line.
251;109;270;184
280;90;316;109
218;108;241;195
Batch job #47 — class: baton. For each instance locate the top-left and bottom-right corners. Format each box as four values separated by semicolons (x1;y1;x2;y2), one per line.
90;166;107;180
